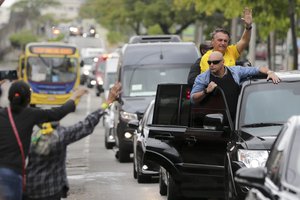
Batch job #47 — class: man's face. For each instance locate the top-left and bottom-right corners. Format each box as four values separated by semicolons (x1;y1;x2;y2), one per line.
208;53;224;74
211;32;229;53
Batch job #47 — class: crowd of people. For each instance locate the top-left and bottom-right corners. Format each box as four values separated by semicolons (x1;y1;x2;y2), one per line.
0;80;121;200
0;3;283;200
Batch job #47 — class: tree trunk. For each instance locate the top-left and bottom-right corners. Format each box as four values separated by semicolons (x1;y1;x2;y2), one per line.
230;18;238;44
289;0;298;70
268;31;276;71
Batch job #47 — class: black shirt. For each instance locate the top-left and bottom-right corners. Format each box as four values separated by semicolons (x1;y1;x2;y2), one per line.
210;68;240;120
0;100;76;174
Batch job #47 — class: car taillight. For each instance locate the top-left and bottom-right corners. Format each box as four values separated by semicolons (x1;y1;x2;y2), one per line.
186;89;190;100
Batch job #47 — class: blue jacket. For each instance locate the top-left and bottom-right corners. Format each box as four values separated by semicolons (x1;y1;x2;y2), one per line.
190;66;260;103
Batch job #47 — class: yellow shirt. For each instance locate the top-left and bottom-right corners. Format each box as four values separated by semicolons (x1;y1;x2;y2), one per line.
200;45;240;73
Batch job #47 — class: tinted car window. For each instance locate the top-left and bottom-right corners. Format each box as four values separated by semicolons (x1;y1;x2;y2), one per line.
153;84;190;126
122;64;190;97
122;43;199;66
239;82;300;128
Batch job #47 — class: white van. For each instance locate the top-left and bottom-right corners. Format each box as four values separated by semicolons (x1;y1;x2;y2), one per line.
103;51;120;149
103;52;120;99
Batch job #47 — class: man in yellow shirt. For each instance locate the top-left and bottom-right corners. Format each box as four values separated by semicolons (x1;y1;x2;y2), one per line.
200;7;253;73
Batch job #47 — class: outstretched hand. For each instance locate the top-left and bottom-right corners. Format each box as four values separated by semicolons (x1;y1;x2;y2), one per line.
267;72;281;84
107;82;122;104
241;7;252;27
70;87;88;101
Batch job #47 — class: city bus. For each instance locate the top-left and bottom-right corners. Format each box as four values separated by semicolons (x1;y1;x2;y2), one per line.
18;42;82;106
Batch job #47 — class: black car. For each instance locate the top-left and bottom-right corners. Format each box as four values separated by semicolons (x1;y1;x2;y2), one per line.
113;38;199;162
144;71;300;200
129;100;160;183
235;115;300;200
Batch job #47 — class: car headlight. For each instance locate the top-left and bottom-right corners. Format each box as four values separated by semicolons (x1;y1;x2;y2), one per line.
91;80;96;85
83;70;89;75
237;150;269;168
120;111;137;121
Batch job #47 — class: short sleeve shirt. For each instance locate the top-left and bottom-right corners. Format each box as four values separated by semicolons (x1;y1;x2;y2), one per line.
200;45;240;73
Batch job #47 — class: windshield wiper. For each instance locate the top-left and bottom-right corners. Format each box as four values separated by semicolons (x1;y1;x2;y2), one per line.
242;122;283;128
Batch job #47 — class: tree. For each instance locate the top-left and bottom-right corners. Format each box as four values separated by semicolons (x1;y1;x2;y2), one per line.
80;0;206;36
11;0;60;16
11;0;61;38
177;0;300;69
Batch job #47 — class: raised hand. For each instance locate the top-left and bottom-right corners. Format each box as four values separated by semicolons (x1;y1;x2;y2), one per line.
241;7;252;28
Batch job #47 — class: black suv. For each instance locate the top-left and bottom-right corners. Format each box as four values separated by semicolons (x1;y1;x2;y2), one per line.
144;71;300;200
113;38;199;162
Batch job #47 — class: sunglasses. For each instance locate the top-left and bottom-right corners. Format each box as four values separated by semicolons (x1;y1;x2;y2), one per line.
207;60;222;65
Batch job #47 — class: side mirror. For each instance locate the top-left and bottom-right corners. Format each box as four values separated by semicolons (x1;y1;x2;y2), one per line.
203;113;224;130
235;167;266;186
235;167;274;199
128;119;139;129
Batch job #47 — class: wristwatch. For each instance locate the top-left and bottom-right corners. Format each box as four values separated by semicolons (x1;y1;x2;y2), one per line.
245;25;252;30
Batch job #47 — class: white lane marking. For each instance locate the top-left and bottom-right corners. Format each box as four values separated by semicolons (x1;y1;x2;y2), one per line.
68;172;126;180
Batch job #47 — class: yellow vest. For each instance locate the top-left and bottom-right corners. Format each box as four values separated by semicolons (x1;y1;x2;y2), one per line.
200;45;240;73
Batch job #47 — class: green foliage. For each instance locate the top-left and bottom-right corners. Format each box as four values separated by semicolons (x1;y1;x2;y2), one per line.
9;30;38;50
11;0;61;12
107;31;126;44
147;25;164;35
80;0;300;45
80;0;202;36
176;0;297;41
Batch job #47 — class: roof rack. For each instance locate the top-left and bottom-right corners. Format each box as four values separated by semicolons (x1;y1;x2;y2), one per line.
128;35;181;44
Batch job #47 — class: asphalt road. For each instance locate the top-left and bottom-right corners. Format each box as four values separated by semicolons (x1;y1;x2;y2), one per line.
59;88;165;200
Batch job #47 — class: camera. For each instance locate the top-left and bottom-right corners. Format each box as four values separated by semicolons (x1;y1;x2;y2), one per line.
0;70;18;81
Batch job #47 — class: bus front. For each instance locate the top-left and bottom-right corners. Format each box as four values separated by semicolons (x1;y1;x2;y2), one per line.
23;44;80;105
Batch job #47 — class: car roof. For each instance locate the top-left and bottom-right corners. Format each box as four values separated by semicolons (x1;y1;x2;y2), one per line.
275;70;300;81
243;70;300;85
121;42;199;66
128;35;181;43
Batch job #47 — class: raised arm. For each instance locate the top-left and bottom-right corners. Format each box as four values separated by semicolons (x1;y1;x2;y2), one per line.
236;7;252;54
60;82;122;145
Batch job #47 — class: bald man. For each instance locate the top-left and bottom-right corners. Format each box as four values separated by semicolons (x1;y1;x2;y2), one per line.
191;51;280;119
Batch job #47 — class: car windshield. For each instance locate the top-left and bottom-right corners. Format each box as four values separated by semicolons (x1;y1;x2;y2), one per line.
83;57;95;65
239;82;300;129
27;56;77;83
122;64;190;97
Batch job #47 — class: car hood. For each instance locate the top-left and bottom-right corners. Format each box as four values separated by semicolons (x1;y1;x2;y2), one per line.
122;96;154;115
239;126;282;150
